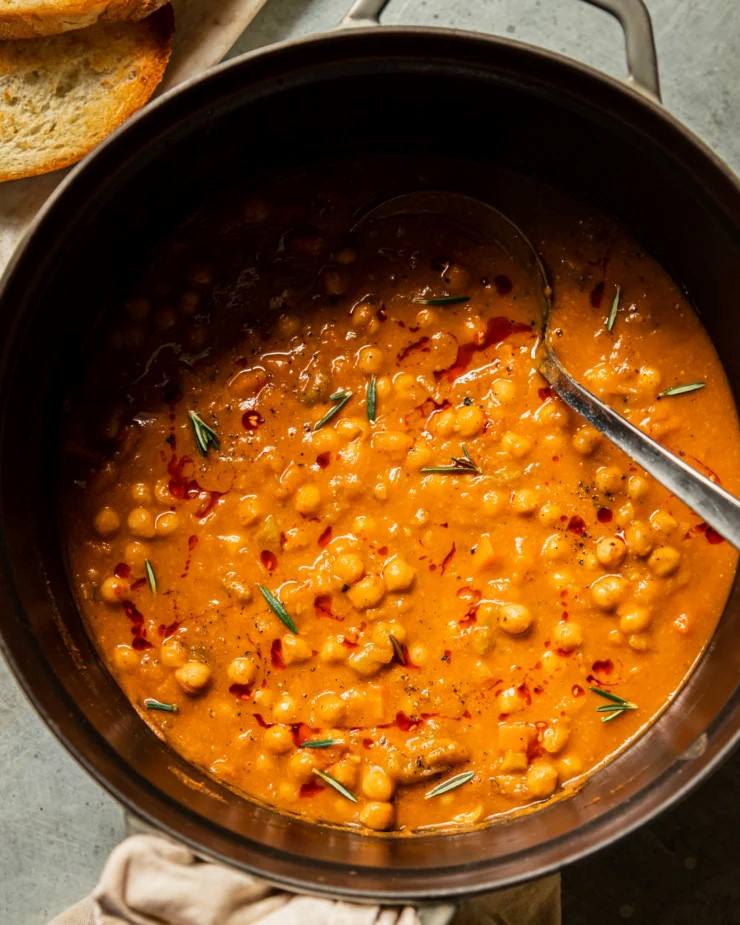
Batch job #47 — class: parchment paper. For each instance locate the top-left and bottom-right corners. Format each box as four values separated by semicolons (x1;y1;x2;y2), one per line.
0;0;268;274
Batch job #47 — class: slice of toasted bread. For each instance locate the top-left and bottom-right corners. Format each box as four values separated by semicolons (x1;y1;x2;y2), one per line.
0;4;173;182
0;0;168;41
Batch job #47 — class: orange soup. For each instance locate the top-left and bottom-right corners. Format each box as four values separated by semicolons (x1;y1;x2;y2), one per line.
61;158;740;833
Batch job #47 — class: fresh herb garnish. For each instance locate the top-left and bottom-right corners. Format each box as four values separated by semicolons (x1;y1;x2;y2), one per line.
367;375;377;424
188;410;220;456
589;687;638;722
257;584;298;634
312;768;358;802
389;633;406;665
606;284;621;332
412;296;470;306
658;382;706;398
144;698;178;713
144;559;157;595
300;738;344;749
314;390;353;430
421;443;480;475
425;771;474;799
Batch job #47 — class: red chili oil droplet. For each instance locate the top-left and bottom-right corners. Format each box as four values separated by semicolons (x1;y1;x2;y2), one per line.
299;781;324;798
572;684;585;697
538;385;553;401
567;515;587;536
253;713;273;728
397;336;430;363
341;637;358;648
242;409;264;431
158;620;180;639
591;658;614;675
552;455;560;463
696;522;725;544
229;683;255;700
195;490;224;519
260;550;278;572
317;525;332;548
590;280;605;308
132;636;153;650
597;507;613;524
377;545;388;556
114;562;131;579
443;317;532;382
316;451;331;469
270;638;285;669
493;274;512;294
362;737;374;749
442;649;452;662
123;601;144;626
314;594;335;620
441;542;456;575
394;711;416;732
188;535;198;551
291;722;316;746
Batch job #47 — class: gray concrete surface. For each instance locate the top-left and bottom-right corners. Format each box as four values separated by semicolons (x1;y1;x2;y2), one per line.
1;1;738;922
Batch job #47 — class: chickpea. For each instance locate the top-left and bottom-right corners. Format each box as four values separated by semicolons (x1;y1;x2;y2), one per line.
475;601;496;627
263;725;294;755
406;442;432;470
347;574;386;610
526;762;559;799
375;375;393;399
359;801;395;831
327;756;361;788
625;521;653;557
287;751;317;780
511;489;539;514
491;378;516;404
498;603;533;636
277;314;301;338
124;541;148;570
336;417;369;441
648;545;681;577
175;661;211;694
557;755;583;779
94;507;120;538
160;637;188;668
536;401;568;427
595;536;627;568
497;686;525;714
650;510;678;535
541;534;568;561
482;490;504;515
470;625;495;656
155;512;180;537
154;479;174;504
130;482;153;504
351;298;375;329
407;642;429;668
348;643;390;677
358;346;383;374
627;475;649;500
294;484;321;515
361;767;395;802
595;466;621;493
541;723;570;755
572;426;601;455
628;633;650;651
372;430;413;459
127;507;156;539
313;692;346;725
229;367;268;398
321;267;349;296
432;409;457;438
332;553;364;585
113;645;138;671
320;636;348;663
227;656;257;686
619;607;652;634
538;503;563;527
590;575;626;611
637;366;662;393
273;694;299;724
100;575;129;605
501;431;533;459
281;635;312;665
456;405;485;437
383;556;416;592
415;307;439;329
552;621;583;652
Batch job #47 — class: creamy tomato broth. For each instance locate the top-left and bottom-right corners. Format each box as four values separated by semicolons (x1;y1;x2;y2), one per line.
62;157;740;833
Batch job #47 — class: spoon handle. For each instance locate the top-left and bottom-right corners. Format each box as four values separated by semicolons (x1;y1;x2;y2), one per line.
540;353;740;550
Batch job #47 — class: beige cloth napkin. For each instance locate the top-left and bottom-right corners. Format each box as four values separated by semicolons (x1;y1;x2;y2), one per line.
48;835;560;925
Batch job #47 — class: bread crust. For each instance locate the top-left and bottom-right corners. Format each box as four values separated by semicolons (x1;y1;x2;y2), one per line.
0;0;168;40
0;4;174;182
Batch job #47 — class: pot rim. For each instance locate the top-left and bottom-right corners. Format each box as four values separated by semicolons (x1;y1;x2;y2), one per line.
1;24;738;901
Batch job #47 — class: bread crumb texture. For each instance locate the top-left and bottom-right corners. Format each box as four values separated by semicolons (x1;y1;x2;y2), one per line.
0;0;168;40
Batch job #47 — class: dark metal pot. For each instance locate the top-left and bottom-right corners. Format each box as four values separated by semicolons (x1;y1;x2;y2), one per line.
0;0;737;901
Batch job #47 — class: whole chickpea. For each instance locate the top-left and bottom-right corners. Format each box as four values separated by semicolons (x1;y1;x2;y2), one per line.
313;692;346;725
100;575;129;605
511;489;539;514
501;431;533;459
498;603;533;636
383;556;416;592
590;575;627;611
526;762;559;799
333;552;365;585
127;507;156;539
174;661;211;694
595;536;627;568
648;545;681;577
227;656;257;686
160;637;188;668
357;346;383;374
155;512;180;537
361;767;395;802
552;621;583;652
359;801;395;831
456;404;485;437
619;607;652;634
572;426;601;455
94;507;120;538
624;521;653;557
347;574;386;610
294;484;321;515
263;725;294;755
130;483;152;504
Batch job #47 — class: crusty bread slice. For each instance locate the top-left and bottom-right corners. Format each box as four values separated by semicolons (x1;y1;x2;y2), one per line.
0;0;168;41
0;4;173;182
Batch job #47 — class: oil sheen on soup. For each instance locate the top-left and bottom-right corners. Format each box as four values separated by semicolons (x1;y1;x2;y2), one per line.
62;157;740;834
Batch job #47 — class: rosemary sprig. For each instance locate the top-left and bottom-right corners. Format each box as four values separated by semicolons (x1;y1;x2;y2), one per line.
257;584;298;634
425;771;474;799
188;410;220;456
314;390;353;430
658;382;706;398
144;559;157;595
312;768;358;802
144;698;179;713
606;284;621;332
367;375;377;424
300;739;344;749
412;296;470;306
389;633;406;664
421;443;480;475
589;687;638;722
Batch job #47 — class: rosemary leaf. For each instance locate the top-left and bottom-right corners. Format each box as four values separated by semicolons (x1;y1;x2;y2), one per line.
658;382;706;398
421;443;479;475
606;284;621;332
367;375;377;424
300;739;344;749
389;633;406;665
314;390;353;430
144;559;158;595
144;698;178;713
188;410;220;456
412;296;470;306
589;687;637;722
425;771;474;799
257;584;298;634
312;768;358;802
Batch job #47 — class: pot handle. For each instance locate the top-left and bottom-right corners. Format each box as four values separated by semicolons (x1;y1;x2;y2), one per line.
341;0;661;101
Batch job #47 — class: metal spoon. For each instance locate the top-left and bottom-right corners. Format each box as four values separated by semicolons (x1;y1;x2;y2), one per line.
356;191;740;549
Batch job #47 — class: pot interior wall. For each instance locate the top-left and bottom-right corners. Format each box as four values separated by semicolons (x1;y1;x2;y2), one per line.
0;34;738;898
